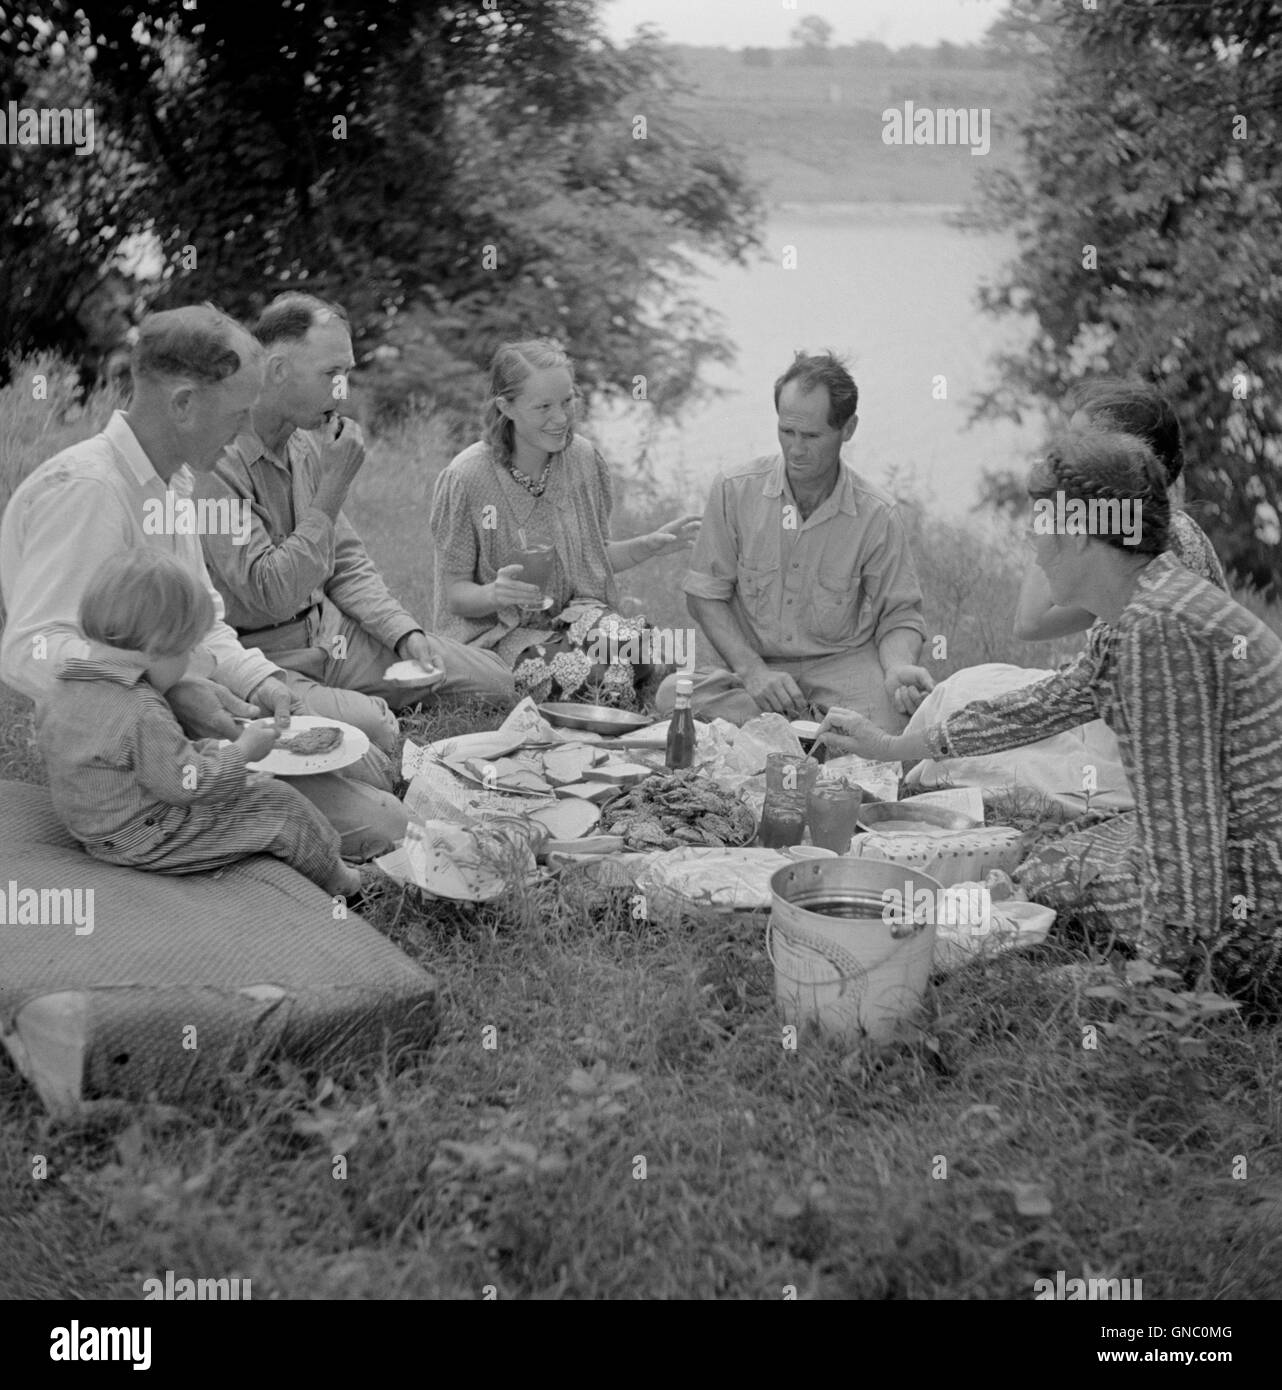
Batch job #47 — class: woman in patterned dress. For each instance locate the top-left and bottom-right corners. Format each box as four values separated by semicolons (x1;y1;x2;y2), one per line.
818;428;1282;1007
1006;382;1232;901
1015;377;1228;642
430;339;699;707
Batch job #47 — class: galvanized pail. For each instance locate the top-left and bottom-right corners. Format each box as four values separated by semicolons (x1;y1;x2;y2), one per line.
767;857;940;1042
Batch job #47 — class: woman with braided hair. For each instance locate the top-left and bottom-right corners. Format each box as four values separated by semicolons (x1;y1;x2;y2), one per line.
1015;376;1228;642
818;428;1282;1008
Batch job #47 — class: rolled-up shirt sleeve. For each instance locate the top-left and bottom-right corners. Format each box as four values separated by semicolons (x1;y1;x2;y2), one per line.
682;475;739;602
864;508;927;646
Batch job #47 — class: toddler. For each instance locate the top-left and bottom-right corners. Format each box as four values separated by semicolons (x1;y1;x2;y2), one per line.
36;550;364;902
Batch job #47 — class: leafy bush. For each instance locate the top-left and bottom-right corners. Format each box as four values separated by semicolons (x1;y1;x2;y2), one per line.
971;0;1282;595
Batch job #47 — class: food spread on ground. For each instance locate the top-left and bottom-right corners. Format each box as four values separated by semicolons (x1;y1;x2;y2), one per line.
528;798;601;841
599;769;757;850
278;725;344;756
379;702;1056;964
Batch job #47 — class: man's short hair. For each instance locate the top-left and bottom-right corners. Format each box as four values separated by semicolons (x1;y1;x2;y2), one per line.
773;351;859;430
131;304;258;386
254;292;350;348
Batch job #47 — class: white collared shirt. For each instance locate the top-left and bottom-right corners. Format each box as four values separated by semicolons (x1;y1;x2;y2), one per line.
0;410;276;703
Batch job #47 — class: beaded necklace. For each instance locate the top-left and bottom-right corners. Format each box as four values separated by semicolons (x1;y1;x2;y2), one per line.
503;454;553;498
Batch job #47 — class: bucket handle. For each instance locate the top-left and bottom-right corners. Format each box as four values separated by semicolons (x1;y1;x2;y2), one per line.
765;917;874;998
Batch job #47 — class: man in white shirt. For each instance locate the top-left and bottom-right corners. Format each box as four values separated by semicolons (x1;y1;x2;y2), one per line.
0;303;407;858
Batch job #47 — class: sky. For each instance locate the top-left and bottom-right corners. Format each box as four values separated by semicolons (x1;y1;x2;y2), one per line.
599;0;1009;50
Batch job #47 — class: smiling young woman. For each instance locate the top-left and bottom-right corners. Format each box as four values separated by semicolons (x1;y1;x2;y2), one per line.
429;338;699;708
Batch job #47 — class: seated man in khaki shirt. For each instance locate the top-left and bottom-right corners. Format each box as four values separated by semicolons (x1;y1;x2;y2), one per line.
657;353;934;731
198;293;514;759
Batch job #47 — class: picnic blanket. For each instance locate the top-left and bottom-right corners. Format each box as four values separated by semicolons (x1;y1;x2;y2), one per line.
0;780;439;1114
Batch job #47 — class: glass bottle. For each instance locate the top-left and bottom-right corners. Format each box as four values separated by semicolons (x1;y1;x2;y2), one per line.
665;677;696;770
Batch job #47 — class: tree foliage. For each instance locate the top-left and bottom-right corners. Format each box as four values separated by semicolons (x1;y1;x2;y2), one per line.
790;16;834;64
971;0;1282;593
1;1;762;425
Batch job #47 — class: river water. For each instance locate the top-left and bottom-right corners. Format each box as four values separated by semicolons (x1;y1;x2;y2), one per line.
590;203;1048;521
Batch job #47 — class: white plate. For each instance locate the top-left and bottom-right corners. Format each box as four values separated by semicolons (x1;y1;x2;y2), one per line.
383;659;443;689
237;716;370;776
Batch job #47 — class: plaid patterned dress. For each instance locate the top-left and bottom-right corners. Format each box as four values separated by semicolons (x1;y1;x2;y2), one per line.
924;554;1282;1001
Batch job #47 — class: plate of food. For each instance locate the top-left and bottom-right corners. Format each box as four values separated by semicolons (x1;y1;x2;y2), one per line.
599;768;757;851
537;703;656;736
238;716;370;776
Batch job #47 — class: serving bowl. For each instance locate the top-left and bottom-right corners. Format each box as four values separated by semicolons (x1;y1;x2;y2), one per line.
538;703;656;736
857;800;982;835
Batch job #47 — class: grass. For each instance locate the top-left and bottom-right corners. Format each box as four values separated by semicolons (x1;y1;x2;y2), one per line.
1;369;1281;1300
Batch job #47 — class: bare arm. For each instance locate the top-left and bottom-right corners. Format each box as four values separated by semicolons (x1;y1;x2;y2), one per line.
687;593;806;717
876;627;933;717
444;567;541;619
607;537;659;572
687;593;760;676
1014;564;1096;642
445;577;501;619
877;628;922;671
607;516;701;573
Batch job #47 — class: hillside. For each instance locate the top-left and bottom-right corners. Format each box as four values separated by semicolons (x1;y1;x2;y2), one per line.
665;45;1030;206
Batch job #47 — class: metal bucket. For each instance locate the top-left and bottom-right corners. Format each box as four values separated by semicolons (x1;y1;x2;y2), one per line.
767;857;940;1043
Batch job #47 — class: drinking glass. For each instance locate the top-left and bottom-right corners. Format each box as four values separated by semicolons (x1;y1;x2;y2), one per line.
765;753;820;801
806;778;864;854
757;798;806;850
759;753;819;849
511;542;555;617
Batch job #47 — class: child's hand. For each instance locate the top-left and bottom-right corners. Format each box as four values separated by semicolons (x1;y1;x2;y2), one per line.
236;723;280;762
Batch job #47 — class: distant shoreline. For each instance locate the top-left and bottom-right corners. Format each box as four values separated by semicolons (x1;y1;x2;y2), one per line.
772;201;967;220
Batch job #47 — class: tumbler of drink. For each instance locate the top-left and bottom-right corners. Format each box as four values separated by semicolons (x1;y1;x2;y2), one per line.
512;543;555;617
756;795;806;850
765;753;820;802
805;778;864;854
